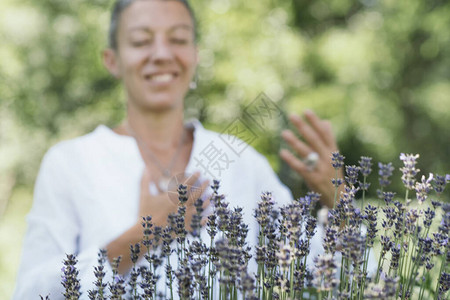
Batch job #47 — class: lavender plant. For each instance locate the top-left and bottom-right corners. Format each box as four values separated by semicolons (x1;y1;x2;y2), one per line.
61;254;81;300
51;153;448;300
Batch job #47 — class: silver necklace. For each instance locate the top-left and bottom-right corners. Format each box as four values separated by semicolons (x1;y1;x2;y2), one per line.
126;123;187;192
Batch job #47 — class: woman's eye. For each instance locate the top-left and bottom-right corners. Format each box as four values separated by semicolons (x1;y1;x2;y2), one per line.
171;38;189;45
132;40;150;47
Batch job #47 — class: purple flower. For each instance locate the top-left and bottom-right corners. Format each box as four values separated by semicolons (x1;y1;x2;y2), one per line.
439;211;450;236
238;271;256;295
254;192;277;229
211;179;220;194
382;191;395;206
175;260;194;299
139;267;157;298
415;173;433;204
190;198;204;237
109;274;126;298
88;250;107;299
129;243;140;264
438;272;449;296
377;162;395;198
432;233;446;256
378;162;395;187
423;207;435;228
340;226;365;265
393;203;405;239
390;244;401;270
381;209;395;230
162;227;174;257
323;225;338;254
141;216;153;248
61;254;81;299
331;178;344;187
405;209;420;234
399;153;420;190
433;174;450;194
206;214;217;239
359;156;373;177
312;253;339;292
280;203;303;244
331;151;345;169
364;204;378;247
380;235;393;256
345;165;361;187
365;273;398;298
306;216;317;240
276;243;293;272
177;184;189;204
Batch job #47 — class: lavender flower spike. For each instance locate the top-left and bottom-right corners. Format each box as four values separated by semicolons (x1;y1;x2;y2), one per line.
345;165;360;187
378;162;394;187
331;151;345;169
377;162;395;198
61;254;81;299
399;153;420;190
313;253;339;292
359;156;373;177
415;173;433;205
434;174;450;195
276;243;293;272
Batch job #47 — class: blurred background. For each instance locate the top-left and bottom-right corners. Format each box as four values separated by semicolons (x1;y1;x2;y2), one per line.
0;0;449;297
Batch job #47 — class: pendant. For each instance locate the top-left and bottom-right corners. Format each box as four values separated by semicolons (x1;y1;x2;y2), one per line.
158;176;171;192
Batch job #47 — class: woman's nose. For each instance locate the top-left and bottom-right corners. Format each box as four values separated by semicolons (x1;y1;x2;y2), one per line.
151;36;174;63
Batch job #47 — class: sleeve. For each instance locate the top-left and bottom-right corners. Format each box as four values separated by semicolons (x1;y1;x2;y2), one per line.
251;151;327;267
12;146;112;299
252;152;293;207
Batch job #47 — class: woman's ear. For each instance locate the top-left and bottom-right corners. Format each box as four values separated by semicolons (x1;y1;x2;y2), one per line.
102;48;121;79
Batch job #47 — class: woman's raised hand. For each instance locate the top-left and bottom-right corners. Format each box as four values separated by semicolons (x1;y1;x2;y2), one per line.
280;109;343;208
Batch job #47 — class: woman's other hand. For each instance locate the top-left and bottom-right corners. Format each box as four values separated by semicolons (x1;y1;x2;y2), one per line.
138;168;210;229
106;169;209;274
280;109;343;208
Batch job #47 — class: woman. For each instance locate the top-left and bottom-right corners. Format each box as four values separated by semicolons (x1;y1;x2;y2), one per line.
13;0;341;298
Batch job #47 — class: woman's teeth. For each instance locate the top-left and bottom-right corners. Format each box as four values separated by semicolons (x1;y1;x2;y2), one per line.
148;73;174;82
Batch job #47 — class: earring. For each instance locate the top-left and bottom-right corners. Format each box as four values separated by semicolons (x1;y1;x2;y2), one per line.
189;73;198;90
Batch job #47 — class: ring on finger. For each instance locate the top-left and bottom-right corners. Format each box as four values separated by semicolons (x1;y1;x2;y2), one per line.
304;151;319;171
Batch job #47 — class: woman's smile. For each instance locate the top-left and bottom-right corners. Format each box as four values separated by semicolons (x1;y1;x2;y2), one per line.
143;71;179;87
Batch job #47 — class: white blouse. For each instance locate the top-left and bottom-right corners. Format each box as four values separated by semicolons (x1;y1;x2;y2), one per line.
13;119;325;299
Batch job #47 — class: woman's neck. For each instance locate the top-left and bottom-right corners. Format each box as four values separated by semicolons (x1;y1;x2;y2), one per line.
124;104;187;151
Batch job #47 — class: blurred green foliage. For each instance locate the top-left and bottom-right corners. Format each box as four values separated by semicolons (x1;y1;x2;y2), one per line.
0;0;449;298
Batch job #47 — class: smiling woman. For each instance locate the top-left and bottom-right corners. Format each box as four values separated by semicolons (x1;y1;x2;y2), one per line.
13;0;342;298
103;0;198;112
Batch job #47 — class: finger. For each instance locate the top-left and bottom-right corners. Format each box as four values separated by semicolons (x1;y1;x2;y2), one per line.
183;171;201;188
202;195;211;209
281;129;312;158
320;120;337;149
189;180;210;203
303;110;336;149
200;216;209;227
289;114;328;156
279;149;308;175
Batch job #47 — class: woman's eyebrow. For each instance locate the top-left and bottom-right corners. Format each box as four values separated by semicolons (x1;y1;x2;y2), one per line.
127;24;193;33
168;24;193;32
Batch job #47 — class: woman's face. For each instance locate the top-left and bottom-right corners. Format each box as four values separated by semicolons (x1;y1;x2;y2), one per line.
108;0;198;112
